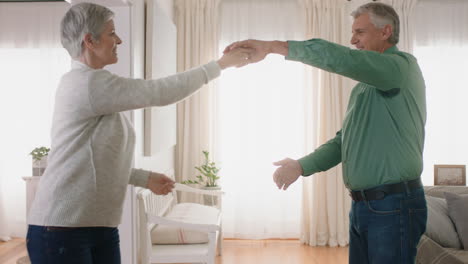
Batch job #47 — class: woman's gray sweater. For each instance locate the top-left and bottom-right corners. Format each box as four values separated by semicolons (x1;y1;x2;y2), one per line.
28;60;220;227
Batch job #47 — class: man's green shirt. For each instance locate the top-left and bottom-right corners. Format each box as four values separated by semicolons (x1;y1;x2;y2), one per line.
286;39;426;191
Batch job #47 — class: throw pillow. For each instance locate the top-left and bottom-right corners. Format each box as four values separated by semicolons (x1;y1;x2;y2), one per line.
425;196;462;249
444;192;468;249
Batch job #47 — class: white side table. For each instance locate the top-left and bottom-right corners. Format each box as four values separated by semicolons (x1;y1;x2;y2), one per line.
19;176;41;264
21;176;41;221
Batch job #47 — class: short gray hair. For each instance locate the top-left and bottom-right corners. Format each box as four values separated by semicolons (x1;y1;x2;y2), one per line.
351;2;400;44
60;3;114;58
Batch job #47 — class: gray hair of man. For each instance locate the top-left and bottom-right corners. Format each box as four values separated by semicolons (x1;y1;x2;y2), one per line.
60;3;115;58
351;2;400;45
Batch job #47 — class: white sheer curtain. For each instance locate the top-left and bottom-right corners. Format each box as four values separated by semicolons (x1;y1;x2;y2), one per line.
412;0;468;185
298;0;353;247
217;0;306;239
0;3;69;238
174;0;221;203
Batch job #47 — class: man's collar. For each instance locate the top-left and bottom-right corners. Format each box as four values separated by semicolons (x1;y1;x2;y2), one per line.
383;45;398;54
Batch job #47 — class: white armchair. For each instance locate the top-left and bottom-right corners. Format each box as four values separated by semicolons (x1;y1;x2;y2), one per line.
137;183;223;264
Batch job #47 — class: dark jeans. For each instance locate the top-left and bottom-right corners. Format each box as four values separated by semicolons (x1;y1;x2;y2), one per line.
26;225;121;264
349;187;427;264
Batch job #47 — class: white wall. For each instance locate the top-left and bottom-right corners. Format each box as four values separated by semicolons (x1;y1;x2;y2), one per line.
156;0;174;23
130;1;175;263
118;0;175;174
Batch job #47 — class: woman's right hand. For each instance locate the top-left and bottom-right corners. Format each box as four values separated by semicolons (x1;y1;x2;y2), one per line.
147;172;175;195
217;47;252;69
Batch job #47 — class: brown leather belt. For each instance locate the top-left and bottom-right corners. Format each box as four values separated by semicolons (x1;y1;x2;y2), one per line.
46;226;79;231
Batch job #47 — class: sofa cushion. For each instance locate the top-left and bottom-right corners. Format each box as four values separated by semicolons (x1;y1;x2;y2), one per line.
417;235;465;264
444;192;468;249
425;196;462;249
446;248;468;263
150;203;220;244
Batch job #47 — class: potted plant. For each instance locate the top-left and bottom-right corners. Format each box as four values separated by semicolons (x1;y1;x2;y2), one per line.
182;150;221;205
30;146;50;176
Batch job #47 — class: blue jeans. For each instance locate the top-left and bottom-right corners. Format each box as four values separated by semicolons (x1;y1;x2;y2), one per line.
26;225;121;264
349;187;427;264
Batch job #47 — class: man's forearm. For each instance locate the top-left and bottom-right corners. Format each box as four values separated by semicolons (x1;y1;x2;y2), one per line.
269;41;289;57
298;130;342;176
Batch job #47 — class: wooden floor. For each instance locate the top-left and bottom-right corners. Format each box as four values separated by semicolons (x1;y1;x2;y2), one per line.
0;238;28;264
0;238;348;264
217;239;348;264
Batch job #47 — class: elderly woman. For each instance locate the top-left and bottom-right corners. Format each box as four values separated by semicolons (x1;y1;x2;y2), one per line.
26;2;249;263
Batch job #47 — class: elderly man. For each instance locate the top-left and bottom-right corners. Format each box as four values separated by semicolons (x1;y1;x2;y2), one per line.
226;2;426;264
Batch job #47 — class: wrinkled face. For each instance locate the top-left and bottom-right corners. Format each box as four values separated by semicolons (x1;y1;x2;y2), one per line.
350;13;389;52
93;20;122;67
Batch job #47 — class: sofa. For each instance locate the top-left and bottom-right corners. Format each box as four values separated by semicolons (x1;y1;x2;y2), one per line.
416;186;468;264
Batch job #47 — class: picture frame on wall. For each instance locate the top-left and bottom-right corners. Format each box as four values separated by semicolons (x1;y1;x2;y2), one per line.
434;165;466;186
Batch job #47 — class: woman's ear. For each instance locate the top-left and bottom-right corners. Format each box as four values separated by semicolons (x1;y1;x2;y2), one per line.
83;33;95;50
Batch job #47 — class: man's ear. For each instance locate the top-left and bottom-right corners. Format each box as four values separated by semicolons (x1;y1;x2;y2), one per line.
381;24;393;41
83;33;95;50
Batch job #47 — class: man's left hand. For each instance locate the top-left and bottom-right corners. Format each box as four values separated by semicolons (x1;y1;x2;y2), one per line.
272;158;303;190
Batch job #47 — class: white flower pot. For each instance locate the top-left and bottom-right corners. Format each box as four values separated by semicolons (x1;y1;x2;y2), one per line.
32;156;47;176
202;186;221;206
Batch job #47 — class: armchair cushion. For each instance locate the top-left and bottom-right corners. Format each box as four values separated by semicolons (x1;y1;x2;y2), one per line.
150;203;220;244
425;196;462;249
444;192;468;249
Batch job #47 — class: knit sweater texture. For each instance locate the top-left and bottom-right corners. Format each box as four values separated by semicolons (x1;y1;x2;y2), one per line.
28;60;220;227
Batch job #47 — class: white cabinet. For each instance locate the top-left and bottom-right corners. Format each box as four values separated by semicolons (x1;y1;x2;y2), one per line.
21;176;41;221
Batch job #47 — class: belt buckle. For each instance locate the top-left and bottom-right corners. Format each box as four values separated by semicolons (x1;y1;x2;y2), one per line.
374;190;386;200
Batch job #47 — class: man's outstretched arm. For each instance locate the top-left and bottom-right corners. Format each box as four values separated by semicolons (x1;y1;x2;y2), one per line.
224;40;289;62
226;38;410;91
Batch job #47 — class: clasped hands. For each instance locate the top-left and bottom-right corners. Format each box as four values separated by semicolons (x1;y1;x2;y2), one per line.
217;39;273;69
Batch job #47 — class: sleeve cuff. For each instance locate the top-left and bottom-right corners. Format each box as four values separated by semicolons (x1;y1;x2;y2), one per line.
285;40;303;61
129;168;150;188
298;156;319;177
202;61;222;82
